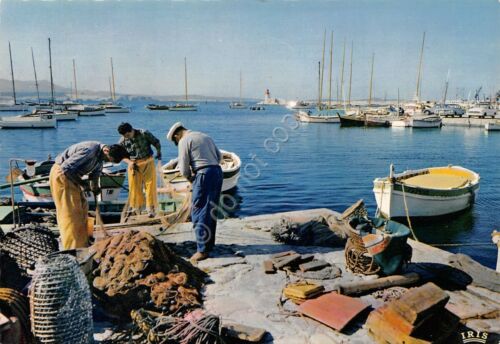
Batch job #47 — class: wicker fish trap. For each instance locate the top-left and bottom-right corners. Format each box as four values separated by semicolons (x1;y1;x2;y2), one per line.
29;254;93;344
0;225;58;290
0;287;32;342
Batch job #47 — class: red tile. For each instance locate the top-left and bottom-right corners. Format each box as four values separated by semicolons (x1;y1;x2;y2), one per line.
299;292;369;331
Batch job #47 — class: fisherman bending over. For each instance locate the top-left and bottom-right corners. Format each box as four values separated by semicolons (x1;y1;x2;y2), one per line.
167;122;223;262
118;122;162;217
49;141;128;249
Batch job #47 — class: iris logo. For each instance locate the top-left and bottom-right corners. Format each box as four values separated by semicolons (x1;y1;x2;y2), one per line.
460;330;488;344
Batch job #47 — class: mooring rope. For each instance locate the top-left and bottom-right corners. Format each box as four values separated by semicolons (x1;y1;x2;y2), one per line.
401;183;419;242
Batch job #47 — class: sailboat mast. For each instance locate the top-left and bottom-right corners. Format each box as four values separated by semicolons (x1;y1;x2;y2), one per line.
110;57;116;102
70;82;73;100
184;57;188;104
48;38;55;106
368;53;374;106
318;30;326;109
340;39;346;105
239;70;242;103
108;77;113;100
73;59;78;101
442;69;450;105
8;42;17;105
348;41;353;106
328;31;333;109
317;61;321;108
31;47;40;104
415;32;426;101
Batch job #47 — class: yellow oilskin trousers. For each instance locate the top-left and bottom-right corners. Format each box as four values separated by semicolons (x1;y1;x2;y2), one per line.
49;164;89;249
128;156;158;209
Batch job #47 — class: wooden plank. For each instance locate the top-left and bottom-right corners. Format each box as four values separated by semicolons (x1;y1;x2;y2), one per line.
448;253;500;292
271;250;297;260
298;254;315;264
388;282;449;325
263;260;276;274
446;290;500;320
274;254;301;269
336;273;420;296
299;260;330;272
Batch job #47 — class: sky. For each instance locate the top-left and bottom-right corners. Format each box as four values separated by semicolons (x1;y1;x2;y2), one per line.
0;0;498;101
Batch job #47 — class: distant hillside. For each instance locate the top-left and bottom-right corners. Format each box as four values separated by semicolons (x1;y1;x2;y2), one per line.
0;78;259;102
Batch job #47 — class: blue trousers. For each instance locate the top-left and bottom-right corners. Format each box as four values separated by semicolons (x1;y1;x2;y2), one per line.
191;166;223;253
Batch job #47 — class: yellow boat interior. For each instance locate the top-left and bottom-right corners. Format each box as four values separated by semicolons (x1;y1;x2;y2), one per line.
397;167;477;190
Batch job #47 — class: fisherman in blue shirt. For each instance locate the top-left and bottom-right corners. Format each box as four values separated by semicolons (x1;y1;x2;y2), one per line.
167;122;223;263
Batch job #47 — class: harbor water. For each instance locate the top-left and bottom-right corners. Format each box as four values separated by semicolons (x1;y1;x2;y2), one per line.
0;101;498;268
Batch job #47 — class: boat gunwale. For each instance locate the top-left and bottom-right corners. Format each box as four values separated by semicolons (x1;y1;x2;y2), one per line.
373;165;480;194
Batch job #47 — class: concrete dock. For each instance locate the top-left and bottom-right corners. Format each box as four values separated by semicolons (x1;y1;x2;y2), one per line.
442;117;496;128
94;208;500;343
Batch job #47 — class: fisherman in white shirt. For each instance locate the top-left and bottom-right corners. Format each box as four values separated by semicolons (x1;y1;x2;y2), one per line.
167;122;223;262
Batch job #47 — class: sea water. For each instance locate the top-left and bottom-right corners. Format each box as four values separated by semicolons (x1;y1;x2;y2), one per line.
0;101;498;268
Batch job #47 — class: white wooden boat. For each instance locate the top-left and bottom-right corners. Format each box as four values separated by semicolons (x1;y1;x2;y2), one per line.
169;57;198;112
169;104;198;112
485;121;500;131
0;113;57;129
291;101;315;110
162;150;240;193
229;102;247;109
76;105;106;116
31;109;77;121
100;102;130;113
391;118;411;127
296;110;340;123
229;71;247;109
373;164;480;218
410;115;442;128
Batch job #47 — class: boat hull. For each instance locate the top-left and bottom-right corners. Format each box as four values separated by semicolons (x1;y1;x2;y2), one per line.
53;112;78;121
339;115;365;127
105;108;131;113
296;111;339;123
19;174;126;203
410;117;442;128
485;122;500;131
373;166;480;218
169;107;198;112
162;150;240;193
78;110;106;116
0;117;57;129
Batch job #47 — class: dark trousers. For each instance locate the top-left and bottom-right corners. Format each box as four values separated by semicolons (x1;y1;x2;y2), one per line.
191;166;223;253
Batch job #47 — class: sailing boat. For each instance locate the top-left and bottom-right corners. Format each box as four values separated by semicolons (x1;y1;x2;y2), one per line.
169;57;197;112
339;53;390;127
100;58;131;113
407;32;442;128
229;71;247;109
0;42;28;112
296;31;340;123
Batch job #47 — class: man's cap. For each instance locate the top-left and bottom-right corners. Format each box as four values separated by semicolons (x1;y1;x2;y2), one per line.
167;122;185;141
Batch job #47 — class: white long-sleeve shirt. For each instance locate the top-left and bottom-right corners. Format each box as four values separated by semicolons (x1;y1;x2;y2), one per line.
177;130;222;179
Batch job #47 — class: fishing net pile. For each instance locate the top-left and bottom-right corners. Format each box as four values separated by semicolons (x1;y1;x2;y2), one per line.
131;309;221;344
90;231;206;317
30;254;93;343
0;225;59;290
271;216;347;247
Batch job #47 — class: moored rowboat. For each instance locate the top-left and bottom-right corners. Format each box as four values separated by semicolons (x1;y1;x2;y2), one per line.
373;164;480;218
162;150;240;193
